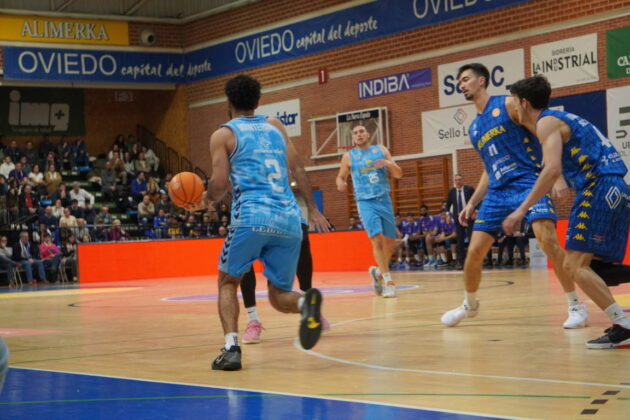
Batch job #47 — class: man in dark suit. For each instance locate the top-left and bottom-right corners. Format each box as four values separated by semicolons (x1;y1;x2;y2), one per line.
18;184;40;218
12;231;48;284
445;174;474;269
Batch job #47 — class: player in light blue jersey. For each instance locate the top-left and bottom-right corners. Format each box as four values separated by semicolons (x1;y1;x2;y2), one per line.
189;75;330;370
336;125;402;298
505;75;630;349
0;337;8;391
441;63;588;330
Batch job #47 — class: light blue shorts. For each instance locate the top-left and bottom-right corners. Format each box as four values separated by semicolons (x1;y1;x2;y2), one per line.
357;195;397;239
218;227;302;291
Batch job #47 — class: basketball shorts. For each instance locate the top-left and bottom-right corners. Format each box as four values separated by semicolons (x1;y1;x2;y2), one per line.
218;226;302;291
356;195;397;239
408;238;425;252
566;176;630;262
474;178;557;233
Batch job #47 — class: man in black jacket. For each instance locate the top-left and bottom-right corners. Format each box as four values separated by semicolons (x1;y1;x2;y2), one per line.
445;174;474;269
12;231;48;284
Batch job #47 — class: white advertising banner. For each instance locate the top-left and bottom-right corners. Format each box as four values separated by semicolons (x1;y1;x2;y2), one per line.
422;104;477;152
256;98;301;137
437;49;524;108
531;33;599;88
606;85;630;183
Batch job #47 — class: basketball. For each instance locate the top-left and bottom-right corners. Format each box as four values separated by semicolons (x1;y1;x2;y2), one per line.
168;172;205;208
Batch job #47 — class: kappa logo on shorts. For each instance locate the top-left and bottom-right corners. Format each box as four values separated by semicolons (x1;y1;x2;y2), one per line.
605;186;622;210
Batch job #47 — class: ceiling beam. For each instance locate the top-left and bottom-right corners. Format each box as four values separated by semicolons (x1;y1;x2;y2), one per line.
56;0;77;12
124;0;151;16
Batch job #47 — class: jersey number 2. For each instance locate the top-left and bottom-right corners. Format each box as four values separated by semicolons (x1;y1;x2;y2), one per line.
265;159;284;193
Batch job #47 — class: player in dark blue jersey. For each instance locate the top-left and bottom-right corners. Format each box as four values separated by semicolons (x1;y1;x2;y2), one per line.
505;75;630;349
189;75;331;369
441;63;588;329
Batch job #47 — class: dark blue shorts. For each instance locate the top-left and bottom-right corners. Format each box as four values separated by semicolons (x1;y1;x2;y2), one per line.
566;176;630;262
475;178;557;233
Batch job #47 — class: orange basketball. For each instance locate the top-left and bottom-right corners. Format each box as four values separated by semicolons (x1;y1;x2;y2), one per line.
168;172;205;208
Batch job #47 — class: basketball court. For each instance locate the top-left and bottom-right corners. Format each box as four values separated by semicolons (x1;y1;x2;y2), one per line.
2;268;629;419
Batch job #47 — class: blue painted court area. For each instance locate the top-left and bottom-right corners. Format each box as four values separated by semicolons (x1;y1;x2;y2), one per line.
0;368;506;420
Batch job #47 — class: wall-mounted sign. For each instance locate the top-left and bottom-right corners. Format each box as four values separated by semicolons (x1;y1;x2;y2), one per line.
606;86;630;183
606;26;630;79
422;105;476;152
256;99;302;137
358;68;431;99
0;14;128;45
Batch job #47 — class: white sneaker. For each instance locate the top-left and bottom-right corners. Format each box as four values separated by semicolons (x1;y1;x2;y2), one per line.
563;304;589;329
382;281;397;298
369;266;382;296
441;299;480;327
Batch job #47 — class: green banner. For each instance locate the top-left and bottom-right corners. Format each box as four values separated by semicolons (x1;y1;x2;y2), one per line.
0;86;85;136
607;26;630;79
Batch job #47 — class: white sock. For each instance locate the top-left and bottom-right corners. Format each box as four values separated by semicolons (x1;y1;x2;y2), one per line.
246;306;260;322
440;254;448;263
414;255;421;262
465;291;477;308
298;296;305;311
565;291;580;307
382;272;392;284
225;332;238;349
375;267;382;276
604;303;630;328
452;252;457;261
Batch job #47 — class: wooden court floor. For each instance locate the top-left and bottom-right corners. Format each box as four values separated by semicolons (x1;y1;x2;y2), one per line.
1;268;629;419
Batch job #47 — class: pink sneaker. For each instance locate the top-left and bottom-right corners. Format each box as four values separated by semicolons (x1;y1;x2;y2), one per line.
242;320;263;344
321;315;331;331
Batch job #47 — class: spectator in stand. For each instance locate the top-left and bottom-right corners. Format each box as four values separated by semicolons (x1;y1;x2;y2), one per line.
167;216;181;238
101;160;119;202
57;137;73;170
348;216;364;230
108;144;121;161
109;151;127;185
68;199;85;219
39;234;62;277
9;161;27;183
12;231;48;284
155;192;175;216
218;225;228;237
160;172;173;191
18;184;39;217
44;163;62;196
134;152;151;176
200;213;217;237
71;137;89;168
51;199;64;219
23;141;38;165
123;152;135;180
95;206;112;225
61;233;79;282
182;214;199;237
39;206;59;231
51;183;70;207
129;143;140;160
434;210;457;267
0;156;15;179
0;236;20;287
28;163;46;196
69;182;94;207
0;175;8;196
137;195;155;226
39;135;56;161
6;187;19;222
108;219;129;241
44;151;57;172
217;202;230;222
5;140;21;164
59;207;78;241
113;134;126;152
130;172;147;203
219;214;230;230
146;176;160;202
127;135;140;155
75;218;91;243
142;145;160;173
153;209;168;238
84;202;95;225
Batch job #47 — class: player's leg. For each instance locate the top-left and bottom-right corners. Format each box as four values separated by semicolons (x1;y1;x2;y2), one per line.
240;267;263;344
296;223;312;291
563;251;630;349
263;232;323;350
441;230;494;326
425;235;436;266
361;198;397;297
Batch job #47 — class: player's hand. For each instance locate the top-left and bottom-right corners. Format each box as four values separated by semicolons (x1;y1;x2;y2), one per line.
551;177;570;199
309;209;331;233
374;159;390;168
458;204;474;227
503;209;525;236
337;180;348;192
183;191;210;212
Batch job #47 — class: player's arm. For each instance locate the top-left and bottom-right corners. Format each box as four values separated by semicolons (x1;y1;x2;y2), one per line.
268;117;331;233
336;153;351;192
376;146;403;179
206;127;232;203
459;172;488;226
503;116;564;235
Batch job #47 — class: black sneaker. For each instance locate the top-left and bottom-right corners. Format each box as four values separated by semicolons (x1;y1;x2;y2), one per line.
299;288;323;350
211;346;242;370
586;325;630;349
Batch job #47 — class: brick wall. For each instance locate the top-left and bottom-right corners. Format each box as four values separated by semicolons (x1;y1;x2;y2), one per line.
186;2;630;228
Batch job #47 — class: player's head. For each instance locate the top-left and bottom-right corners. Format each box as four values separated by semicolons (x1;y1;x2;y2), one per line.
225;74;261;114
351;124;370;147
457;63;489;101
419;204;428;216
509;75;551;115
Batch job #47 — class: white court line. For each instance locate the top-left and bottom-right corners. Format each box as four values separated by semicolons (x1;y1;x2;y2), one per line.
7;366;526;420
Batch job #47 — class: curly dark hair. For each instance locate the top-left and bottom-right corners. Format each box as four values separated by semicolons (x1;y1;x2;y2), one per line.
224;74;261;111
